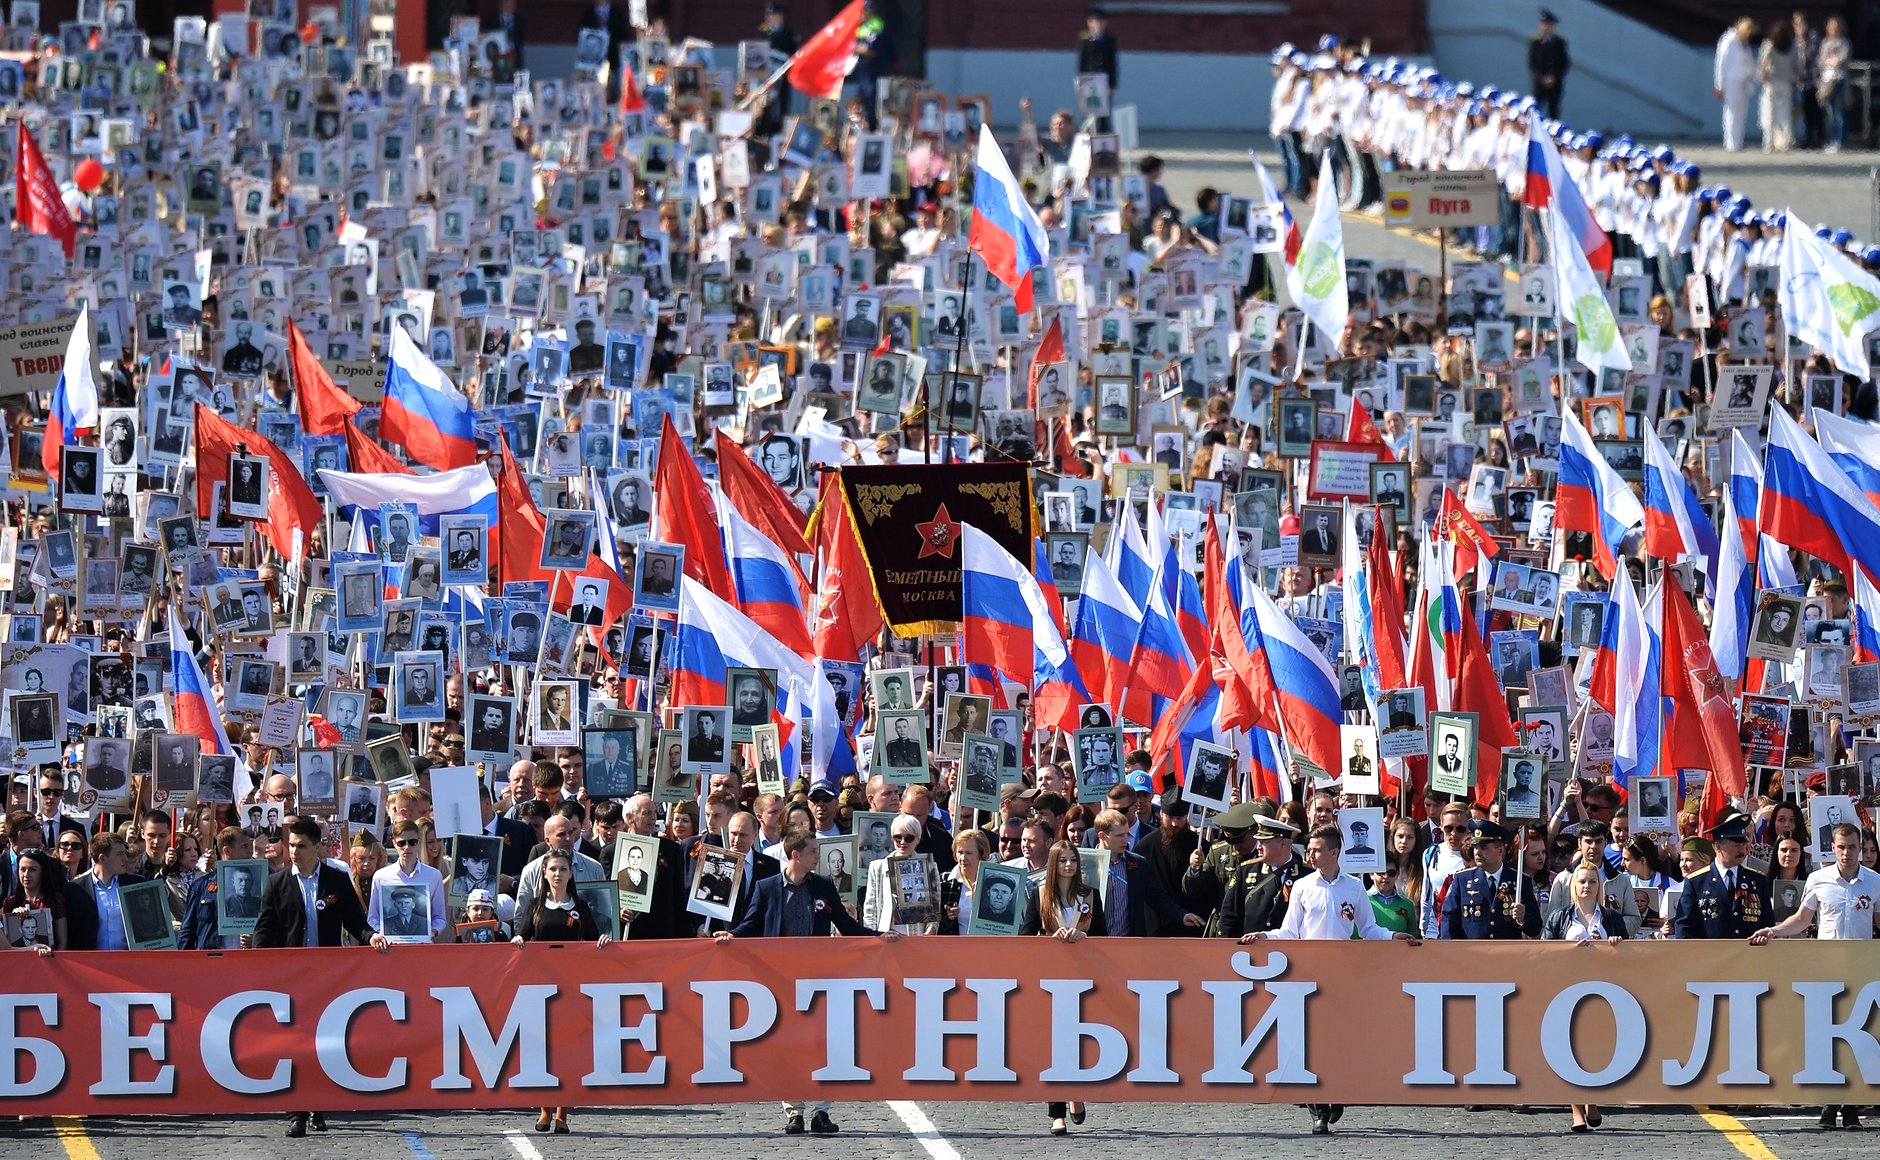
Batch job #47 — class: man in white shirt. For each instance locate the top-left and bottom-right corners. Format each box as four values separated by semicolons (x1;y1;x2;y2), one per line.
1244;823;1416;1134
1749;820;1879;1129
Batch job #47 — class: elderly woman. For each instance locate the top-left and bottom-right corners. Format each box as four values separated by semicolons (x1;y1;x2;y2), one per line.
861;814;937;935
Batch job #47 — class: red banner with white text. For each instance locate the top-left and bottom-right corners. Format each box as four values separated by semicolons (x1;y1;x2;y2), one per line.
1;940;1876;1114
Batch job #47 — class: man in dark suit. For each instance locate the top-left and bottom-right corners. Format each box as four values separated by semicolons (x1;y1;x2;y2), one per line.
1674;813;1769;940
1300;513;1337;558
580;0;632;99
716;831;896;1136
65;831;147;951
1442;821;1540;940
253;818;390;1138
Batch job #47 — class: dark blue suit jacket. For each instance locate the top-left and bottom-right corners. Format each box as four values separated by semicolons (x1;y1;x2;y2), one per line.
1442;866;1541;939
178;873;222;949
728;872;875;939
1673;864;1770;940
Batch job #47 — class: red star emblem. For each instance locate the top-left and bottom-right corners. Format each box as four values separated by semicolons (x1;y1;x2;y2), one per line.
915;504;960;560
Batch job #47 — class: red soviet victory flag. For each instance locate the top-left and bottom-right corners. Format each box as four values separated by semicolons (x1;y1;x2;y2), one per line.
193;404;322;561
16;122;74;259
290;320;361;436
787;0;864;100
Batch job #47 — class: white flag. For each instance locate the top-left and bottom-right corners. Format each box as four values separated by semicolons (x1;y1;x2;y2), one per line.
1780;211;1880;379
1287;152;1348;342
1546;203;1630;376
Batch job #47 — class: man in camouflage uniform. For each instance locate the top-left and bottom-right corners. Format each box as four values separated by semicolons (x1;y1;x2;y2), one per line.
1185;802;1259;937
1214;815;1309;940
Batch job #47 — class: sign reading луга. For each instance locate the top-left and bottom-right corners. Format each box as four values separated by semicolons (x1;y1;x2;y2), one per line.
1382;170;1501;229
838;462;1033;636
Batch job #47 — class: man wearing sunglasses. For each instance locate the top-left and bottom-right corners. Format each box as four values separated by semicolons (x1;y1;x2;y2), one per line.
33;772;84;842
1419;803;1474;939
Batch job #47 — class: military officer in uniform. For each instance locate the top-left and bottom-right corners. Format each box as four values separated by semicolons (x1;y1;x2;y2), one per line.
1214;815;1308;940
1441;820;1541;940
1673;813;1768;940
1185;802;1259;937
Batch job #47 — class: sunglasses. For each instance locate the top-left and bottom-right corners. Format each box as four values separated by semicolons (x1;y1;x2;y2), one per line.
57;841;84;850
38;787;62;796
892;833;918;843
394;838;422;848
1442;824;1469;834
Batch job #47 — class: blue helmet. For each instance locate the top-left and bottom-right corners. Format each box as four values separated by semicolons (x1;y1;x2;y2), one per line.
1725;205;1750;225
1711;185;1732;202
1817;225;1836;239
1651;144;1675;162
1863;246;1880;264
1768;213;1786;229
1682;163;1701;180
1833;229;1856;247
1317;35;1340;51
1696;187;1715;200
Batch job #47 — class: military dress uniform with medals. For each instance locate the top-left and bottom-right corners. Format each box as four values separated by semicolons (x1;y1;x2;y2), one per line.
1441;821;1541;939
1216;817;1309;940
1189;803;1258;937
1673;815;1769;939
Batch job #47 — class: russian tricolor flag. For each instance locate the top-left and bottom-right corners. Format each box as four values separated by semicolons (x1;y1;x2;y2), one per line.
1641;424;1719;597
962;524;1067;693
1855;568;1880;664
1812;410;1880;511
1244;582;1343;778
675;577;837;783
382;326;477;470
168;606;234;760
1589;567;1659;787
1522;121;1611;276
968;124;1050;313
1106;501;1156;611
1762;404;1880;584
1249;151;1302;267
1556;404;1643;578
721;494;811;656
1709;470;1755;684
1069;546;1142;714
42;304;97;481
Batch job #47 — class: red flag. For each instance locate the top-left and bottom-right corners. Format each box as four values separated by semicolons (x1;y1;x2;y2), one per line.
1661;581;1749;802
1201;518;1259;732
1435;487;1500;580
1363;515;1411;801
193;404;322;561
715;429;811;558
1453;610;1520;812
15;123;74;259
290;320;361;436
342;418;413;476
786;0;864;99
1027;313;1065;411
618;63;646;113
652;416;732;594
1346;396;1387;449
492;436;634;628
808;472;884;663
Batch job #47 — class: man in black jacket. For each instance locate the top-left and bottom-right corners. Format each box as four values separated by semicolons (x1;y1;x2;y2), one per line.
252;818;390;1138
717;831;897;1135
1528;10;1570;119
1077;7;1118;94
619;794;688;939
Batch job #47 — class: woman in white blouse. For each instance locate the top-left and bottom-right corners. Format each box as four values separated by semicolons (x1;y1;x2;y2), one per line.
1542;862;1626;1132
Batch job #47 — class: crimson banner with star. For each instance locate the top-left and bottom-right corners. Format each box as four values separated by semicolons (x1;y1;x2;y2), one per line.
836;463;1034;637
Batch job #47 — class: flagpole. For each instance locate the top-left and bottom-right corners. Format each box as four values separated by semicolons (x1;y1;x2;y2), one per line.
941;252;973;466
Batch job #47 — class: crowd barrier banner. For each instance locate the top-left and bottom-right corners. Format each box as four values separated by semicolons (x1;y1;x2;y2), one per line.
3;939;1877;1114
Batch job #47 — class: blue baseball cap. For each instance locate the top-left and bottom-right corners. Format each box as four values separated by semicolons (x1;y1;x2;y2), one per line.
1125;771;1153;794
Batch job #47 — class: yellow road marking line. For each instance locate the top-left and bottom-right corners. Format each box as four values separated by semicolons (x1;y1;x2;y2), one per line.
53;1116;102;1160
1695;1104;1782;1160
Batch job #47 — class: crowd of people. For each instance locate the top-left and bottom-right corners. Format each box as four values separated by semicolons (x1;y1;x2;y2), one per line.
0;0;1877;1143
